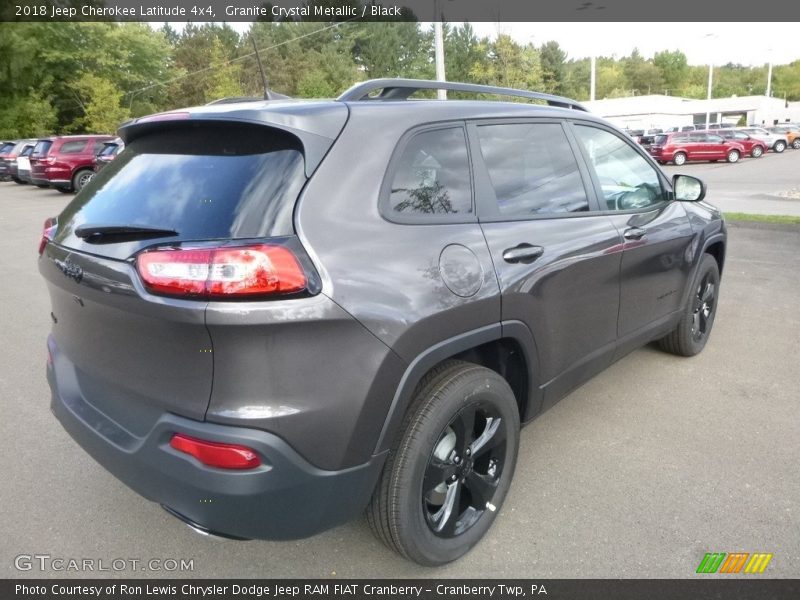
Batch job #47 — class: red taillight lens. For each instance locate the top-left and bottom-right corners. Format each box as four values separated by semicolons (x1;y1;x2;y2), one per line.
137;244;307;299
169;434;261;469
39;217;57;255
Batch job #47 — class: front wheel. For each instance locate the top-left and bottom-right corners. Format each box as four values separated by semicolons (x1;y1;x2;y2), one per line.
792;139;800;149
726;149;740;163
751;145;764;158
774;140;786;153
367;360;520;566
659;254;720;357
673;152;687;166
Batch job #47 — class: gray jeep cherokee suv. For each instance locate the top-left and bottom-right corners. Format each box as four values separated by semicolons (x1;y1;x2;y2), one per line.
40;79;725;566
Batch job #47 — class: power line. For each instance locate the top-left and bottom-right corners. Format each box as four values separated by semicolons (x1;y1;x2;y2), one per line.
125;19;357;104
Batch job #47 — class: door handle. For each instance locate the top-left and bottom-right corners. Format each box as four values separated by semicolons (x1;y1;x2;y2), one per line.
623;227;647;241
502;244;544;264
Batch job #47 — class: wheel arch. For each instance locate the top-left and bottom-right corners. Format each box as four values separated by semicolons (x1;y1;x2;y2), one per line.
373;321;542;456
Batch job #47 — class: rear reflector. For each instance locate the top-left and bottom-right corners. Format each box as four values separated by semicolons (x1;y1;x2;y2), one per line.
137;244;307;299
169;434;261;470
38;217;57;256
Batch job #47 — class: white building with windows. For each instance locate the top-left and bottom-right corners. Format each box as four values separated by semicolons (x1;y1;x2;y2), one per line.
584;94;800;130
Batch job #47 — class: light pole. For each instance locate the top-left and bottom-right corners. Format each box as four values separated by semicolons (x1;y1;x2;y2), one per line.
590;55;596;101
766;48;773;97
703;33;718;129
433;0;446;99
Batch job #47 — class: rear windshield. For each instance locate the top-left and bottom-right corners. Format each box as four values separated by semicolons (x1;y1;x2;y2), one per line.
0;142;15;153
55;124;306;244
98;143;118;157
33;140;52;156
653;135;669;145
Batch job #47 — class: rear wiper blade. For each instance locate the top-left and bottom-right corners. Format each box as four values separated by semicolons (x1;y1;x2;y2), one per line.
74;225;179;243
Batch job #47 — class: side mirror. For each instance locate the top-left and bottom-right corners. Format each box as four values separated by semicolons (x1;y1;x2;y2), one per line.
673;174;706;202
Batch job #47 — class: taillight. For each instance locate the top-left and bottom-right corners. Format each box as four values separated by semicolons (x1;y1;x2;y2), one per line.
137;244;307;299
38;217;57;256
169;434;261;469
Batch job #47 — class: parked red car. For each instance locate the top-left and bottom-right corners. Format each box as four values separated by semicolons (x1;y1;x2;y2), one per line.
30;134;114;193
649;131;746;165
708;129;767;158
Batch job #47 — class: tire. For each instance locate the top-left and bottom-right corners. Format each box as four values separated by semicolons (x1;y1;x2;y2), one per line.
726;149;740;163
35;184;49;189
774;140;786;153
792;139;800;150
673;152;687;166
751;145;764;158
367;360;520;566
659;254;720;357
12;177;27;185
55;186;73;194
72;169;94;193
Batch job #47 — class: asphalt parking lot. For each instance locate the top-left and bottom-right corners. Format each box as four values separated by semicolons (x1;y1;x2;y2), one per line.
661;148;800;216
1;179;798;579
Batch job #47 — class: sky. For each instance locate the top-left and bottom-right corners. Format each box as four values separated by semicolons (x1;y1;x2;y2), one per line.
156;21;800;67
467;22;800;66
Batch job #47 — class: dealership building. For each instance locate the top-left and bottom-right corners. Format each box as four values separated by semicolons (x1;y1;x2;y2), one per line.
585;94;800;130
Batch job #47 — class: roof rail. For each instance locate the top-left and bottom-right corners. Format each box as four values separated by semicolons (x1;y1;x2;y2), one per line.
337;78;588;112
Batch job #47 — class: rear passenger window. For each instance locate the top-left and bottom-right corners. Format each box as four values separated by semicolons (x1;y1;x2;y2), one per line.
59;141;87;154
574;125;665;211
477;123;588;216
388;127;472;216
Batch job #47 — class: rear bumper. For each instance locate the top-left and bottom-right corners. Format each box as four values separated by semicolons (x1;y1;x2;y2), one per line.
47;349;385;540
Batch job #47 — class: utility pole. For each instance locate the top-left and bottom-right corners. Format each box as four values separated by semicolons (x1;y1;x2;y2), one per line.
433;0;446;99
766;60;773;97
705;63;713;129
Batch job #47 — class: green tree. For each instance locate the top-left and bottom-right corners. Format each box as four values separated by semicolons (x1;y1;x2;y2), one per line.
540;41;567;94
470;34;542;94
71;73;130;133
653;50;688;94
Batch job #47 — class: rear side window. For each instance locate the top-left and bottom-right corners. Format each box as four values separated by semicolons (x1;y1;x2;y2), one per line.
56;124;306;242
59;140;88;154
388;127;472;216
477;123;588;216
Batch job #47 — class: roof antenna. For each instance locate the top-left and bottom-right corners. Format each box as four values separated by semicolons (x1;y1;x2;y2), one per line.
251;35;271;100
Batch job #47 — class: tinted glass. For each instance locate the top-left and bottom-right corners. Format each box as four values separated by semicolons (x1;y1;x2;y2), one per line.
59;140;88;154
707;135;724;143
98;143;118;157
55;124;306;244
653;135;669;145
389;128;472;216
0;142;15;153
733;132;748;140
33;140;52;156
689;132;705;142
92;141;107;154
574;125;665;211
477;123;588;216
20;145;33;157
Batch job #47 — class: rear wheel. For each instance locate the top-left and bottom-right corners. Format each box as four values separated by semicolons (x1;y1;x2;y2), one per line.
792;139;800;149
367;360;520;566
726;149;740;163
659;254;720;357
72;169;94;193
673;152;687;166
55;187;73;194
774;140;786;153
11;177;27;185
751;145;764;158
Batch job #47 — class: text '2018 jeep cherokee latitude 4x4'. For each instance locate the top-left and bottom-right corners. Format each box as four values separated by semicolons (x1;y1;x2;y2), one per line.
40;79;725;566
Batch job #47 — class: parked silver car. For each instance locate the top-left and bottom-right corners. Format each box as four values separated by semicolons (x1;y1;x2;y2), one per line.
737;127;787;153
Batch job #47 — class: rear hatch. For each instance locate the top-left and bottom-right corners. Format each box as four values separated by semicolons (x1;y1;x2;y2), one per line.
40;121;318;431
30;139;53;179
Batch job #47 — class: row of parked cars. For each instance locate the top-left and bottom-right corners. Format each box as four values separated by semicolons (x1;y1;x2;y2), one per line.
626;124;800;166
0;135;124;193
